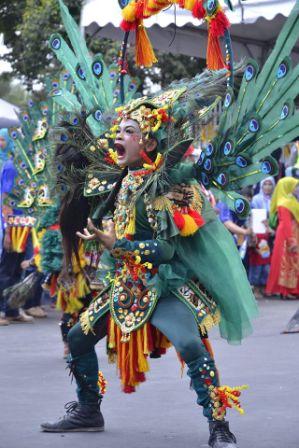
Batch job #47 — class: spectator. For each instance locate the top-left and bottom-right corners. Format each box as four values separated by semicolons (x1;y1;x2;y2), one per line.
285;141;299;178
266;177;299;299
249;178;275;298
251;177;275;213
0;129;34;325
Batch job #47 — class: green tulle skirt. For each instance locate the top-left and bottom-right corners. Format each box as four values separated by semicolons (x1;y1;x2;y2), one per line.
174;218;258;344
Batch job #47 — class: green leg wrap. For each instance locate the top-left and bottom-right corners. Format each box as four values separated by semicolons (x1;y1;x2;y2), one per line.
187;354;221;421
67;351;100;404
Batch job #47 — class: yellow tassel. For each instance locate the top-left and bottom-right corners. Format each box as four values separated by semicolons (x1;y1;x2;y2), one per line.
10;228;16;251
184;0;196;10
31;228;40;250
137;329;149;372
145;0;171;16
34;253;42;272
108;319;116;349
122;1;138;22
143;324;150;354
180;214;199;236
16;228;25;252
55;289;63;311
136;21;158;67
125;206;136;236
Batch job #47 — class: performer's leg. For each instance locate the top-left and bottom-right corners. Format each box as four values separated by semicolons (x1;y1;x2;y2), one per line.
41;313;108;432
67;315;108;404
151;294;237;447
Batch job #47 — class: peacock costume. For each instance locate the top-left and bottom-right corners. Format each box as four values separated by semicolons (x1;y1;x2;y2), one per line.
41;0;299;445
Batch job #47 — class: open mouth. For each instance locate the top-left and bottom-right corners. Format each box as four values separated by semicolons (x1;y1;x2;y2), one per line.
114;143;126;157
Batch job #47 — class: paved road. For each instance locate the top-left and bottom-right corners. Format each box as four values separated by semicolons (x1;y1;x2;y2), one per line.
0;298;298;448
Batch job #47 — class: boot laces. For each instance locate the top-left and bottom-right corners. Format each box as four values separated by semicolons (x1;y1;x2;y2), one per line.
64;401;79;415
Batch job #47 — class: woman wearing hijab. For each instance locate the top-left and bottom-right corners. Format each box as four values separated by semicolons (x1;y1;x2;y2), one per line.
266;177;299;299
249;177;275;298
251;177;276;213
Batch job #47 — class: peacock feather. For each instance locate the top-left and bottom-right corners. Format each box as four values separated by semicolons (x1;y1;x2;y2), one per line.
195;0;299;216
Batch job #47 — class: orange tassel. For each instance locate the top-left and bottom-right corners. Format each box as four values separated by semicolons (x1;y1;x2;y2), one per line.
207;30;225;70
206;9;230;70
107;318;170;393
136;20;158;67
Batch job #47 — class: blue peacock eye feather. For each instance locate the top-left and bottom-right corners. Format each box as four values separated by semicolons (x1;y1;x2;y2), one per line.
207;0;217;14
92;60;104;78
18;179;24;185
217;173;228;186
245;64;255;81
280;104;289;120
31;182;37;188
235;155;248;167
9;200;16;207
261;160;273;174
201;172;210;187
128;83;136;91
234;198;246;214
22;113;29;121
52;89;62;96
51;37;61;50
224;92;232;108
60;133;69;142
20;162;27;169
10;130;18;139
62;71;70;80
248;118;259;133
197;152;205;166
72;117;79;126
205;143;214;157
223;140;233;156
109;72;117;79
52;81;59;88
276;62;288;79
27;100;34;108
118;0;130;8
203;158;213;172
76;64;86;81
94;110;103;122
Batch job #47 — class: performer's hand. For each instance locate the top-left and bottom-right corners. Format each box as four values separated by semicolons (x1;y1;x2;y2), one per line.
21;259;32;270
76;218;116;250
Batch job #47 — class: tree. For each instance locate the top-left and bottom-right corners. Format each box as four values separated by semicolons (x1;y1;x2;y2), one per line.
0;0;83;89
0;74;28;107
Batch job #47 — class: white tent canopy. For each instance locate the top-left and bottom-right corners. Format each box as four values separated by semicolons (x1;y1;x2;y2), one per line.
0;99;20;128
81;0;298;64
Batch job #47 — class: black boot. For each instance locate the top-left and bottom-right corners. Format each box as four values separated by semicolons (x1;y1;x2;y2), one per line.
208;421;237;448
41;400;104;432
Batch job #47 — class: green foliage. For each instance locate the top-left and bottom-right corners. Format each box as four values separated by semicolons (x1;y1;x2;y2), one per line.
0;0;83;88
0;74;28;107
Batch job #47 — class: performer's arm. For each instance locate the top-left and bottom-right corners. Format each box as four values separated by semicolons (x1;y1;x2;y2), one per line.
111;238;174;266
